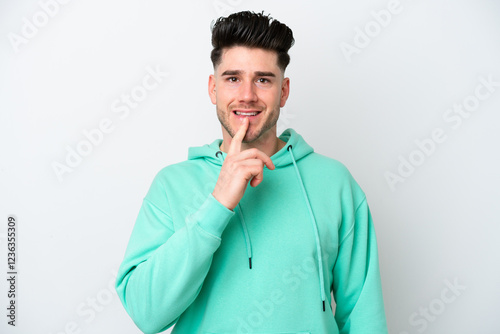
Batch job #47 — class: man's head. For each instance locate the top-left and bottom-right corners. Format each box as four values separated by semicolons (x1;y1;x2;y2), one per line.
208;11;295;145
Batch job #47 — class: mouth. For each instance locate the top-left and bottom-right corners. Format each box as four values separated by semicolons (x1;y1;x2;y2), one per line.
232;110;262;119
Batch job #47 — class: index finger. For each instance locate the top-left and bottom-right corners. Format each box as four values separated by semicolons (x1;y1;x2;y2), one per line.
228;117;249;155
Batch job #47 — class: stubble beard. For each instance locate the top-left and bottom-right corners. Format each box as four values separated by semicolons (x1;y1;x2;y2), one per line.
217;105;280;143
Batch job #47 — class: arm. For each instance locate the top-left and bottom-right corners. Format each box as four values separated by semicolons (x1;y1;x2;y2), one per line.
332;197;388;334
115;173;234;334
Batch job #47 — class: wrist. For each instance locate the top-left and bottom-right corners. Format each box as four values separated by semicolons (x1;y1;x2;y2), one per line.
211;191;234;211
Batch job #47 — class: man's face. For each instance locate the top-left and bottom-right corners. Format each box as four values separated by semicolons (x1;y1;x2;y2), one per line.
208;46;290;143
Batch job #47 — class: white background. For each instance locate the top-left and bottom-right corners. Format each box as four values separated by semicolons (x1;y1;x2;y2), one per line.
1;0;499;333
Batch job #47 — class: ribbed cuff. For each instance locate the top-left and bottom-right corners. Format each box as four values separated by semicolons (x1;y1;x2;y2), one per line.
193;193;235;238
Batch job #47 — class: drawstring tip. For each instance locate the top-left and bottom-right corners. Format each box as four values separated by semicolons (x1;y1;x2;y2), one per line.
249;257;252;269
322;300;326;312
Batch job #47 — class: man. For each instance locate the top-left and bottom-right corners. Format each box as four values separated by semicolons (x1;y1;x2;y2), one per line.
116;11;388;334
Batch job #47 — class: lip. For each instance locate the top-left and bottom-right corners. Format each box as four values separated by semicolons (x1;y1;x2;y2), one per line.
232;110;262;119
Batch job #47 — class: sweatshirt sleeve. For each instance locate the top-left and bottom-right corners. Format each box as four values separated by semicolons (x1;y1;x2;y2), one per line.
332;196;388;334
115;173;234;334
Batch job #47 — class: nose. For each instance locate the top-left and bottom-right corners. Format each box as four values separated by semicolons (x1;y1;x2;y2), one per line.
238;80;258;103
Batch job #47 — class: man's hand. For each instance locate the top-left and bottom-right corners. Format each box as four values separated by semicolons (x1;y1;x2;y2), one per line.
212;117;275;211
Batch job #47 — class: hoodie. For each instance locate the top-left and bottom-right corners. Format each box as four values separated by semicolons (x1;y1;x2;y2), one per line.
115;128;388;334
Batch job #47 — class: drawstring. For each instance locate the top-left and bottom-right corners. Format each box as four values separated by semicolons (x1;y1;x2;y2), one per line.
287;145;327;312
236;206;253;269
215;147;326;311
216;151;253;269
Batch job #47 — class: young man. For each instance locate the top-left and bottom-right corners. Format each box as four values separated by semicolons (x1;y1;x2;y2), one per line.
116;11;388;334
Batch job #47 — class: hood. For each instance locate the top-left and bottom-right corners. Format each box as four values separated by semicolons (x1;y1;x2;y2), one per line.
187;128;314;166
187;127;327;312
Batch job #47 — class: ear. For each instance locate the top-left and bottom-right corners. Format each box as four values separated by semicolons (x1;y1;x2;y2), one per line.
208;74;217;105
280;77;290;108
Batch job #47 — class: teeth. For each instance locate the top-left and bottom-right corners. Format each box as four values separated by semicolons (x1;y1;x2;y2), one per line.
235;111;258;116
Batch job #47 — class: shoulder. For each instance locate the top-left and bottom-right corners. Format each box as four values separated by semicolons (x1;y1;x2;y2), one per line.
302;152;353;179
154;159;200;179
144;159;205;196
301;152;366;201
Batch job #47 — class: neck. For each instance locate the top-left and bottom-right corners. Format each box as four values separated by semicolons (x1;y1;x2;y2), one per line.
219;131;286;158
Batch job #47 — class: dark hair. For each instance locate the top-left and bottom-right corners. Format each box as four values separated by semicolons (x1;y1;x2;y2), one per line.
210;11;295;72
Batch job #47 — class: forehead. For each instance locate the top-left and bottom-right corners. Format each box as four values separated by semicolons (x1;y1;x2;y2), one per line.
217;46;280;74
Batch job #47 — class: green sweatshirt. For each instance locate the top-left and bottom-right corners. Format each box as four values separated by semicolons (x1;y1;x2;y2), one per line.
115;128;388;334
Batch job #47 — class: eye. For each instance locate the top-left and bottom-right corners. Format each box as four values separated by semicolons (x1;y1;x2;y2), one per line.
227;77;238;82
257;78;270;83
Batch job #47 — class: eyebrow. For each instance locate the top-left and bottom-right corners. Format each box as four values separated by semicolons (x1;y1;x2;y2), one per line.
221;70;276;77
